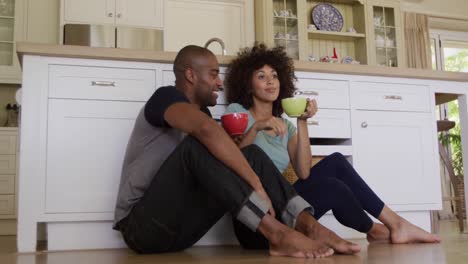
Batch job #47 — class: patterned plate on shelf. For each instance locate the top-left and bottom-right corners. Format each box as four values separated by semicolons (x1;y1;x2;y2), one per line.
311;3;343;32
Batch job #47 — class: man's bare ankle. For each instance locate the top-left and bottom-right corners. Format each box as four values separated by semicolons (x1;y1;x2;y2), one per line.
295;211;318;235
257;214;288;245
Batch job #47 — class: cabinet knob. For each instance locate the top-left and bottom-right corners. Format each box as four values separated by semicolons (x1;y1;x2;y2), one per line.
361;122;368;128
108;13;113;17
117;13;122;18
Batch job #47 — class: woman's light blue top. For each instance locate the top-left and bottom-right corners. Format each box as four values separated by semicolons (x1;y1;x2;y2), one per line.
225;103;297;173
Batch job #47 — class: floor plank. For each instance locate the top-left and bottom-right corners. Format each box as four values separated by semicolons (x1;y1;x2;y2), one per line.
0;220;467;264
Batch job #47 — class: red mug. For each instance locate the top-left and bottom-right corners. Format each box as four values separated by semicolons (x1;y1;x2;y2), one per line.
221;112;248;135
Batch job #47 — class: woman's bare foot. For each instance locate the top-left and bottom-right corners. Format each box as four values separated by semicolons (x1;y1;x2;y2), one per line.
390;219;441;244
296;212;361;254
366;223;390;243
378;206;440;244
269;228;334;258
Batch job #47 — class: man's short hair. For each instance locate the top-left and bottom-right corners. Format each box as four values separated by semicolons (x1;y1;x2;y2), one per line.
173;45;214;79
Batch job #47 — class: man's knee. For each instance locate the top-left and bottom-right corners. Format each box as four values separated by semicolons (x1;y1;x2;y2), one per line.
241;144;270;161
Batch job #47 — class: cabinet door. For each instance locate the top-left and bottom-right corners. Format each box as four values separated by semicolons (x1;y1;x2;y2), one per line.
0;0;22;83
367;0;404;67
63;0;115;25
352;110;440;210
45;99;144;213
115;0;163;28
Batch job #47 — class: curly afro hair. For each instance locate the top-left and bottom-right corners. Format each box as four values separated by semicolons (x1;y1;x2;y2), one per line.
224;43;297;117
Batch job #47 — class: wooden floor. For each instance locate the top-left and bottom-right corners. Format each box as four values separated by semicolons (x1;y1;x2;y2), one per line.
0;220;467;264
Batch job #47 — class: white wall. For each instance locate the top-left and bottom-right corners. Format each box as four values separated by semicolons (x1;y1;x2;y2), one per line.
402;0;468;20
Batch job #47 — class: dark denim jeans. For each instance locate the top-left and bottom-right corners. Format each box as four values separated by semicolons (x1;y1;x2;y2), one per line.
117;136;309;253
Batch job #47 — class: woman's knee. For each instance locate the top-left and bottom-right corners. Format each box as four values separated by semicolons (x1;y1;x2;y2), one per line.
328;152;347;163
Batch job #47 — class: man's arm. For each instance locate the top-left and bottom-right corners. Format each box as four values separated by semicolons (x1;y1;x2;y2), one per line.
165;102;264;191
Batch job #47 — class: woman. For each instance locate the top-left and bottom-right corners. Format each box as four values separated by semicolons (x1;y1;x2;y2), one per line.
223;43;440;248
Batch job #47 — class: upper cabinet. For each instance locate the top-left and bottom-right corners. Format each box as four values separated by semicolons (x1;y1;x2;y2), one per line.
0;0;23;84
63;0;115;25
115;0;163;28
255;0;405;67
255;0;303;60
62;0;163;29
367;0;404;67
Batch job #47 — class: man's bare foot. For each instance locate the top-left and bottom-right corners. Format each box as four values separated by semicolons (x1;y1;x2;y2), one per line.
269;228;334;258
390;219;441;244
296;212;361;254
366;223;390;243
258;213;333;258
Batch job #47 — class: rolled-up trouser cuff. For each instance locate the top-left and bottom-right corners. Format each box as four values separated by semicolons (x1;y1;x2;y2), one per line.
236;191;270;232
281;195;314;228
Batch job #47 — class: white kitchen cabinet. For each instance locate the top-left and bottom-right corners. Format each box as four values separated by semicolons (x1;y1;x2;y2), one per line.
115;0;163;28
46;99;144;213
63;0;115;25
352;110;440;210
62;0;163;28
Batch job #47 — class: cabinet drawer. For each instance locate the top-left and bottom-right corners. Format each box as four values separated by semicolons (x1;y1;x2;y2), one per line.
49;65;157;101
0;155;16;174
0;195;14;215
296;77;349;109
352;82;430;112
0;135;16;154
0;174;14;194
286;109;351;139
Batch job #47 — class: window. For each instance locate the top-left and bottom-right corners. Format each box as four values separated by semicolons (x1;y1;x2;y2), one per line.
431;30;468;72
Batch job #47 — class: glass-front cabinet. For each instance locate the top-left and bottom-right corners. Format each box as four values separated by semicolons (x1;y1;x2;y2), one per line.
0;0;22;83
272;0;300;59
367;0;404;67
255;0;303;59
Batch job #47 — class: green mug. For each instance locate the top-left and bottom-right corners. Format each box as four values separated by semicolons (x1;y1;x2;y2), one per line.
281;97;307;117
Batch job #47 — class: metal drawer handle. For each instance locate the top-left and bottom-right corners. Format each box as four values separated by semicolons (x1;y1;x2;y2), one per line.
384;95;402;100
108;13;113;17
308;121;319;125
361;122;368;128
295;90;319;96
91;81;116;87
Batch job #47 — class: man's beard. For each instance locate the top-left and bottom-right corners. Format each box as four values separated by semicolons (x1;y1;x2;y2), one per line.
195;89;216;107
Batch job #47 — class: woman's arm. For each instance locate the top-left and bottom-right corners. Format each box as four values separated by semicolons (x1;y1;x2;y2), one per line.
236;117;288;148
288;119;312;179
288;99;318;179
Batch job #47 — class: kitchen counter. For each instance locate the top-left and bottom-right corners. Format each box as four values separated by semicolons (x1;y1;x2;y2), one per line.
16;42;468;82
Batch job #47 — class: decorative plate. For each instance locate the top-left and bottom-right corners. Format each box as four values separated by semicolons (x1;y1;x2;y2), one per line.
311;3;344;32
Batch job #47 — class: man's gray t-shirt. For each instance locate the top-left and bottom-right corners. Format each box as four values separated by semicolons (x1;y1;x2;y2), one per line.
113;86;211;228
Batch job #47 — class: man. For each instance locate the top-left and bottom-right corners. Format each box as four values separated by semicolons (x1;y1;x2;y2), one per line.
113;45;360;258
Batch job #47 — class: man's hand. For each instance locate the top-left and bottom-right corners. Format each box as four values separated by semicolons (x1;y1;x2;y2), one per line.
232;134;245;146
255;187;276;218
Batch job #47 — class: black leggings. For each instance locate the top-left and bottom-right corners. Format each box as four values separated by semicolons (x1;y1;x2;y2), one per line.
293;152;385;233
233;152;385;249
